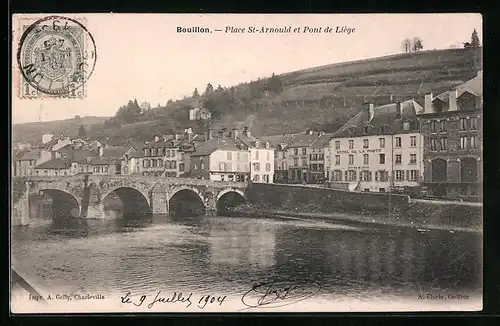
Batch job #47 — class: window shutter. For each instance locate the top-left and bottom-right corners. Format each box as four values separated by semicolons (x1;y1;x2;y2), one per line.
375;171;378;181
345;171;348;181
359;171;363;180
369;171;373;181
406;170;409;180
392;170;395;180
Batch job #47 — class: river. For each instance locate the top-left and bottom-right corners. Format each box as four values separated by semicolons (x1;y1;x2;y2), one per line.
11;212;482;312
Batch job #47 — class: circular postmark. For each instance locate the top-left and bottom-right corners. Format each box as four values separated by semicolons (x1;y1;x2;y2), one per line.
16;15;97;97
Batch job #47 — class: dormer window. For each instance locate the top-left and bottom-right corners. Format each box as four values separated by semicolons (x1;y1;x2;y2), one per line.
265;142;270;149
255;141;260;148
403;121;410;131
363;126;369;134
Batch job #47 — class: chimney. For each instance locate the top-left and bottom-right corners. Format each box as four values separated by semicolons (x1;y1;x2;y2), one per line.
395;101;402;119
424;93;434;114
449;89;457;111
363;103;375;122
207;128;213;140
231;128;238;141
98;146;103;157
243;126;251;138
186;127;193;142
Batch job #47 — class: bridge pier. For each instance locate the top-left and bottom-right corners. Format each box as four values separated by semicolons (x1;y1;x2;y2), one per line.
86;202;106;219
12;181;30;226
151;191;168;215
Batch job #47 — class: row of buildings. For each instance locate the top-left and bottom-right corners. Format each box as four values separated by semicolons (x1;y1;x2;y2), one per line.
13;70;482;199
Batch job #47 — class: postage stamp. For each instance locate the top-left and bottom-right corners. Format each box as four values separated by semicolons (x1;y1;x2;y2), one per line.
15;15;97;99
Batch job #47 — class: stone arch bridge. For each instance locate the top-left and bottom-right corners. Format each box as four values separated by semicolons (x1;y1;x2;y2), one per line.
12;175;248;225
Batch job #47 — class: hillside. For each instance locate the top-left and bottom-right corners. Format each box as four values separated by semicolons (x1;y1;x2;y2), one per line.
14;48;482;143
12;116;109;144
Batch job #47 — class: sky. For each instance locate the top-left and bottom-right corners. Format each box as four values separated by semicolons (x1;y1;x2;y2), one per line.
11;13;482;124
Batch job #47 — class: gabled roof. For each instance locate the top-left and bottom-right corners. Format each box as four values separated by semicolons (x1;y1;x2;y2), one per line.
35;158;71;169
286;132;321;149
333;99;422;138
311;133;334;148
433;74;483;103
129;150;144;158
190;137;248;157
102;146;131;159
18;150;42;160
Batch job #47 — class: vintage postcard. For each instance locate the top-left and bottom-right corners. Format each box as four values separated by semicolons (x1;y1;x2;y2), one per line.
10;13;483;313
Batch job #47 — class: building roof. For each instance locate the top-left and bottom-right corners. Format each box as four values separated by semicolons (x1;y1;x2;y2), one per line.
286;131;321;149
102;146;131;159
35;158;71;169
129;149;144;158
18;150;42;161
433;73;483;103
190;136;247;157
310;133;334;148
333;99;423;138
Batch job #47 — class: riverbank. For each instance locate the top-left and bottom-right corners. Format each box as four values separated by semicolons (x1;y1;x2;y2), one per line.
230;201;482;233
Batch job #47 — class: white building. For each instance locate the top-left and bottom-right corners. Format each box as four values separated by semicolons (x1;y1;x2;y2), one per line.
327;100;424;192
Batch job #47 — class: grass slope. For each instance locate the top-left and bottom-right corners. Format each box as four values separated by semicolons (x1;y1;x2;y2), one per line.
13;48;482;142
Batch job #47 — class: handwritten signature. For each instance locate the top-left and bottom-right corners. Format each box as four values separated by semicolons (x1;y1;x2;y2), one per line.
241;277;322;309
120;291;226;309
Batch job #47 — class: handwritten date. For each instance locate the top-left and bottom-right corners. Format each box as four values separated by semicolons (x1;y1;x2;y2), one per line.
120;291;226;310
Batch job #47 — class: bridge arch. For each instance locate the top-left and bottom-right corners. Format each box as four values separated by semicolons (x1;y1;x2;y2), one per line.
216;188;247;215
34;188;82;227
101;186;151;218
168;186;206;217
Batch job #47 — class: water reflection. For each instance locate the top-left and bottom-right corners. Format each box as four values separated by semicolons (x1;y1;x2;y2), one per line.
11;212;482;303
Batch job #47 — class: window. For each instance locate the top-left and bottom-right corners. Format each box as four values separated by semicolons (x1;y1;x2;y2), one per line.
347;170;357;181
470;117;478;130
363;154;369;165
281;162;287;170
253;162;261;171
363;139;369;149
151;148;156;156
253;174;260;182
364;126;369;134
379;138;385;148
158;159;164;167
410;154;417;164
410;170;418;181
293;158;298;166
144;149;150;156
282;151;287;159
440;120;447;132
440;137;447;151
227;152;232;160
265;163;271;172
460;136;468;150
348;154;354;165
263;175;270;183
179;163;185;171
378;170;388;182
459;118;467;131
335;155;340;165
362;170;370;181
379;188;386;192
151;159;157;167
301;158;307;166
348;140;354;149
395;170;404;181
333;170;342;181
430;121;438;133
335;141;340;150
379;154;385;164
302;148;307;155
470;136;478;149
294;148;298;155
395;137;402;148
410;136;416;147
431;138;438;151
403;122;410;131
237;152;241;161
395;154;402;164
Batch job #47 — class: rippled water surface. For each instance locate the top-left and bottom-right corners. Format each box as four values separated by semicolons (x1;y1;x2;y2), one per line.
11;213;482;309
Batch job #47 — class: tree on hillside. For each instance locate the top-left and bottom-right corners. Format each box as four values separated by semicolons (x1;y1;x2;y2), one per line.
412;37;424;52
78;124;87;137
216;84;223;92
267;73;284;94
205;83;214;95
193;88;199;97
167;99;173;105
75;115;81;119
471;29;480;48
402;38;412;53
